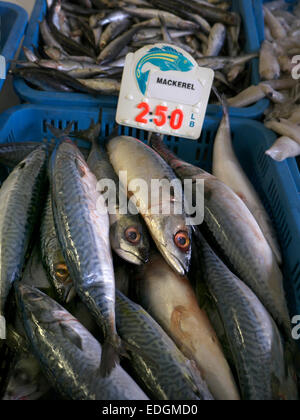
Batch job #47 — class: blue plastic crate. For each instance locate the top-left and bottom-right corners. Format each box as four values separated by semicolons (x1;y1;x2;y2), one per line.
0;103;299;328
13;0;268;119
0;1;28;91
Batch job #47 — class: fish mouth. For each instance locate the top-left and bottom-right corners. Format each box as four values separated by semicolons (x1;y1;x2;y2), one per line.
115;248;148;265
156;240;187;276
63;284;76;304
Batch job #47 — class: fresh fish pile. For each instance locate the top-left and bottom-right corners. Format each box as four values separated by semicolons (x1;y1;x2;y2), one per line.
262;1;300;162
238;0;300;163
0;111;298;401
12;0;259;102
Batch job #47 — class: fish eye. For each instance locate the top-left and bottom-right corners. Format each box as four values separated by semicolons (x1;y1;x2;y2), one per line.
55;263;70;284
125;227;141;245
174;231;190;252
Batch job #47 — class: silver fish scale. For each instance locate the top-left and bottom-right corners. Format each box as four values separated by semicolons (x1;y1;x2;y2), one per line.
22;303;147;400
115;291;213;400
200;239;280;400
41;193;68;301
0;147;46;315
51;145;116;338
202;186;291;337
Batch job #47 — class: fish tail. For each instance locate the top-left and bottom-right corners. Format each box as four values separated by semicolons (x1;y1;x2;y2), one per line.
46;121;75;141
0;315;6;340
99;333;125;377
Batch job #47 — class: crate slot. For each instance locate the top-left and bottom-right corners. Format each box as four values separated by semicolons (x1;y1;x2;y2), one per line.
7;131;16;143
202;146;209;163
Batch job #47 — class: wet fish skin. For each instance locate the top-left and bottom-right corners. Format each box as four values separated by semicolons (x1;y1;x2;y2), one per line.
15;284;149;400
134;251;240;400
194;230;298;401
264;5;287;39
99;18;131;49
150;134;291;340
77;78;120;93
196;53;257;71
48;18;96;58
41;194;74;303
87;129;150;265
39;19;64;51
266;136;300;161
50;141;122;377
122;7;199;30
0;147;47;340
0;142;46;168
107;136;192;276
12;67;100;95
213;100;282;265
95;10;130;27
259;41;280;81
205;23;226;57
149;0;239;25
116;289;213;400
3;352;51;401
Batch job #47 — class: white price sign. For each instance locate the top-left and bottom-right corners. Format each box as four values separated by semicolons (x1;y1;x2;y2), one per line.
116;43;214;140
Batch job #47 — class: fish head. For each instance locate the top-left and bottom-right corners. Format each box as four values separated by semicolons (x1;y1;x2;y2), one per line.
16;284;69;326
3;354;50;401
51;250;76;304
110;214;150;265
148;214;191;275
16;145;47;172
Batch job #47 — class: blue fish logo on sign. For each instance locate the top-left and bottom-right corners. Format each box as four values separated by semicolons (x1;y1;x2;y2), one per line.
135;46;194;95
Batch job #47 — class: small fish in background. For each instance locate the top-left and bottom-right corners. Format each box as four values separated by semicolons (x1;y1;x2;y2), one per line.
266;136;300;162
12;0;259;104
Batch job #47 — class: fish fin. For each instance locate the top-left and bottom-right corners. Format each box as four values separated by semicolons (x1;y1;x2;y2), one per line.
59;322;83;351
46;122;75;141
69;114;101;145
99;335;123;377
149;132;164;150
75;158;86;178
122;340;160;369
